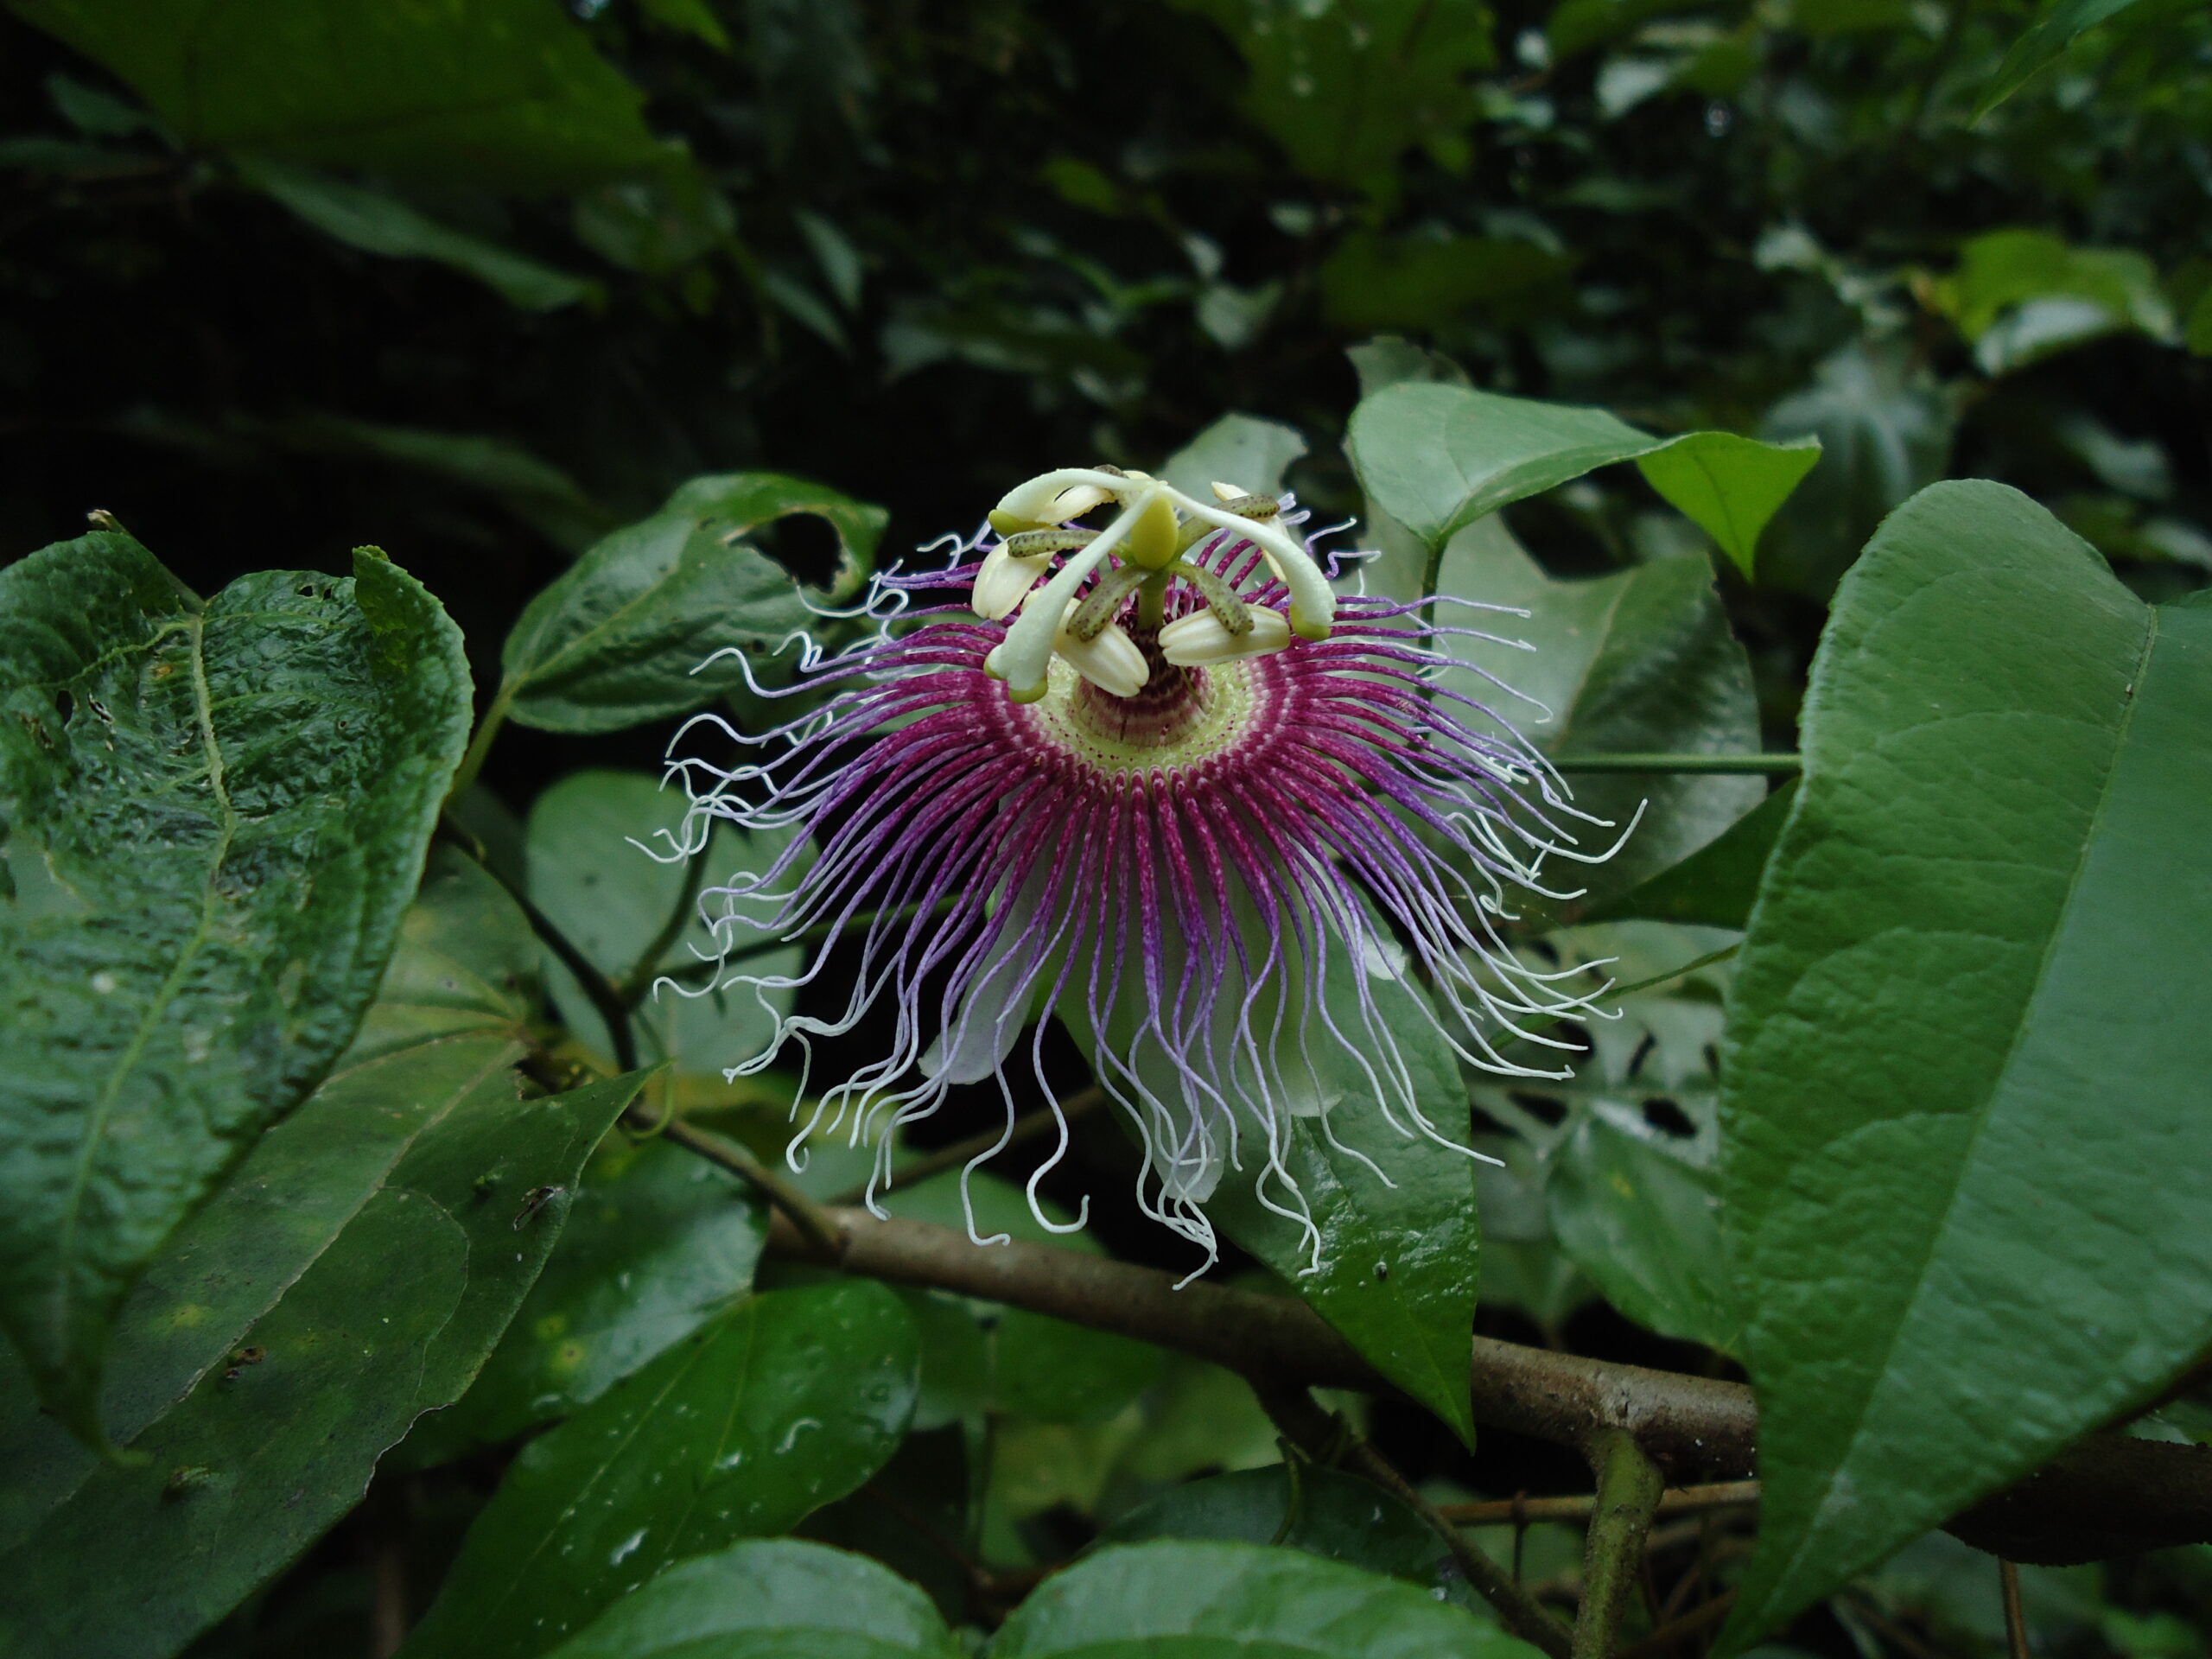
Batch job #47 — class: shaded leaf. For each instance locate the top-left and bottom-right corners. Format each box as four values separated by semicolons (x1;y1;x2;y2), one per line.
499;473;887;734
1100;1465;1470;1605
1207;954;1482;1450
400;1279;918;1659
1586;779;1797;929
1975;0;2146;116
524;768;798;1080
1719;483;2212;1646
1436;515;1764;910
542;1539;962;1659
0;1043;652;1659
1349;381;1819;575
1930;229;2176;375
1165;0;1497;195
993;1539;1538;1657
241;158;595;311
1321;232;1571;331
406;1135;767;1457
0;532;470;1440
12;0;667;190
1160;413;1307;500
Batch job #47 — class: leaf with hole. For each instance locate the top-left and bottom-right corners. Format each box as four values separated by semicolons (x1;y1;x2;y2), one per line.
0;531;471;1442
499;474;887;734
1719;482;2212;1647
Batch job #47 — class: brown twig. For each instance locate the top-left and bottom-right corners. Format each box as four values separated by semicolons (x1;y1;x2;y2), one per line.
829;1087;1110;1208
1615;1591;1738;1659
1442;1482;1760;1529
753;1205;2212;1563
2001;1560;2031;1659
644;1112;845;1260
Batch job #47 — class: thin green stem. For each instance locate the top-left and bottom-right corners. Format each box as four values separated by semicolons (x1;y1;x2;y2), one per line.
617;840;713;1009
437;814;638;1073
1137;569;1169;631
444;683;517;806
1574;1427;1667;1659
639;1108;845;1261
1553;753;1801;775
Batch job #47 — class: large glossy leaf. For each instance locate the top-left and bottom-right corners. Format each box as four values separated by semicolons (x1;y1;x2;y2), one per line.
499;473;887;734
1435;515;1764;909
991;1540;1541;1658
0;942;649;1659
1347;381;1819;576
525;768;798;1080
1206;954;1482;1449
10;0;666;189
0;845;531;1548
543;1540;963;1659
1719;482;2212;1646
406;1135;767;1456
0;532;471;1440
401;1279;918;1659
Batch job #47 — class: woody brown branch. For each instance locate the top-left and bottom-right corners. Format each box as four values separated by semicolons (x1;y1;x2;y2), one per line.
765;1205;2212;1567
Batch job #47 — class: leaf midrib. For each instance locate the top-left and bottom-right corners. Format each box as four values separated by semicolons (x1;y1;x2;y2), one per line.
54;613;238;1362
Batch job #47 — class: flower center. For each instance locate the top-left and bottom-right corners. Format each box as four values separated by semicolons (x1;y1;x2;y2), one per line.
1025;628;1263;779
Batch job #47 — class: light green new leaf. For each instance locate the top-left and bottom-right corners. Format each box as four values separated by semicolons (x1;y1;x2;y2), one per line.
1974;0;2146;117
1719;482;2212;1648
1348;381;1821;575
499;473;887;734
543;1540;963;1659
10;0;667;190
993;1539;1542;1658
0;849;649;1659
1930;229;2176;376
401;1280;918;1659
242;158;595;311
0;532;471;1442
1435;516;1764;910
1206;954;1482;1449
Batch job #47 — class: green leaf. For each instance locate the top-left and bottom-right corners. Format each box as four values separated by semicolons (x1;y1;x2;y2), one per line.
1206;953;1482;1449
1758;343;1955;597
1160;413;1308;501
1929;229;2177;375
543;1539;962;1659
1162;0;1496;196
10;0;667;190
1635;434;1823;579
406;1135;767;1456
1099;1465;1467;1603
240;158;595;310
1476;923;1741;1353
524;769;799;1079
0;532;471;1441
1348;381;1820;575
1719;483;2212;1647
0;1026;652;1657
1436;516;1764;910
991;1539;1539;1657
1586;779;1797;929
401;1279;918;1659
0;844;532;1548
1975;0;2146;117
573;168;735;275
499;473;887;734
1321;232;1572;331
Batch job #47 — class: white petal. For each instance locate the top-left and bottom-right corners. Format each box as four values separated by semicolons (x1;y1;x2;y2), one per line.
1209;480;1248;501
1157;605;1292;666
972;544;1050;620
1056;616;1148;698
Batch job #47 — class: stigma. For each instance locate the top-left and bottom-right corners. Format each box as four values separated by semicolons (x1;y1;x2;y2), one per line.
976;467;1335;702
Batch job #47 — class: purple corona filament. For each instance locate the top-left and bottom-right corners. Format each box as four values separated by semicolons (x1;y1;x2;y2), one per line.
660;470;1621;1271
